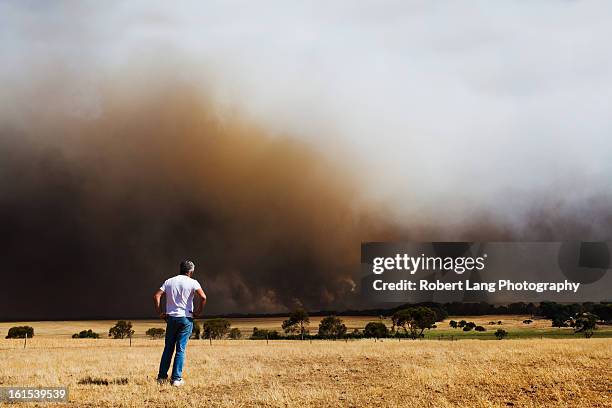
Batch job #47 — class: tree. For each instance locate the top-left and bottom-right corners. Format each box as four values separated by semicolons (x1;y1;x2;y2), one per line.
145;328;165;339
282;308;310;340
6;326;34;339
318;316;347;339
228;328;242;339
108;321;134;339
202;318;231;339
574;313;598;338
494;329;508;340
449;320;458;329
72;329;100;339
392;307;437;339
364;322;388;338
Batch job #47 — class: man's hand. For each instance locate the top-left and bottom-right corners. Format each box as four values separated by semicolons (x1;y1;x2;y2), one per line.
159;312;167;320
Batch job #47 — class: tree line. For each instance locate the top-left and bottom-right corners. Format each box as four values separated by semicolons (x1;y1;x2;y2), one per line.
5;301;608;340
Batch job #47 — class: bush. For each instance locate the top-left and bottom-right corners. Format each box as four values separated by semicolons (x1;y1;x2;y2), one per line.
202;318;231;339
552;317;570;328
458;320;467;328
494;329;508;340
462;325;473;332
108;321;134;339
449;320;458;328
145;328;165;338
228;328;242;339
6;326;34;339
72;329;100;339
250;327;280;340
522;319;533;324
474;326;486;332
364;322;388;338
347;328;363;339
318;316;347;339
497;321;503;325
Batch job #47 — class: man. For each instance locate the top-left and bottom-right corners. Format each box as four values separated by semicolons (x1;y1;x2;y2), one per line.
153;260;207;386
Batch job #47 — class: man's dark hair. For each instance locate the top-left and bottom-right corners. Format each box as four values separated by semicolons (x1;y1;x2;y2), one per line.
180;260;195;275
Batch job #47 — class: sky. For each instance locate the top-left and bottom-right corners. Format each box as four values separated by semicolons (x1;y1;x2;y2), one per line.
1;1;611;318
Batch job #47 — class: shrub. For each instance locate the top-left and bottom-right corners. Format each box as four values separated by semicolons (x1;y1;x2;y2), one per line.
228;328;242;339
462;325;473;332
449;320;458;329
552;317;570;328
108;321;134;339
497;321;503;325
72;329;100;339
522;319;533;324
347;328;363;339
364;322;388;338
250;327;280;340
318;316;347;339
202;318;231;339
474;326;486;332
145;328;165;338
5;326;34;339
458;320;467;328
494;329;508;340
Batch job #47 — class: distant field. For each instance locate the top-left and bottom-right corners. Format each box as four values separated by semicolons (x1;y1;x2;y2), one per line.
1;315;610;340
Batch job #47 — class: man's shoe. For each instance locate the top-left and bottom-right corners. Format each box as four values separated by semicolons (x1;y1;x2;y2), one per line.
157;378;167;385
171;379;185;387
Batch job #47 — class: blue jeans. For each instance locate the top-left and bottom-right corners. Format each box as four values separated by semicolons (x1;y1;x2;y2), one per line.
158;316;193;381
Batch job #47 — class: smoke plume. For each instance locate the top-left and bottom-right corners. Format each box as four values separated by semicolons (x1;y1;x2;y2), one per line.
0;69;401;319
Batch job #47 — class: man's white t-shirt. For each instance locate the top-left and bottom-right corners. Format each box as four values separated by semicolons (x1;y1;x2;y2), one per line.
159;275;202;318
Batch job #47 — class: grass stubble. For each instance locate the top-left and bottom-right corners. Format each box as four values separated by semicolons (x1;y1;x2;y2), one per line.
0;319;610;407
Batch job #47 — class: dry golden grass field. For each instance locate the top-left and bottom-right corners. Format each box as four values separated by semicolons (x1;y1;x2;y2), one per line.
0;318;611;407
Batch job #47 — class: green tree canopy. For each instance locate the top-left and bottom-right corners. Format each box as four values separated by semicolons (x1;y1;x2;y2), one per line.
202;318;231;339
282;308;310;340
318;316;347;339
392;307;437;339
108;321;134;339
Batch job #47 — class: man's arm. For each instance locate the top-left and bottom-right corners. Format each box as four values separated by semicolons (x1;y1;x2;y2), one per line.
153;289;166;319
193;288;207;317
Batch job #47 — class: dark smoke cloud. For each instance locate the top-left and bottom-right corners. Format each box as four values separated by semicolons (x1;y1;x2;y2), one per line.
2;67;611;320
0;71;403;319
